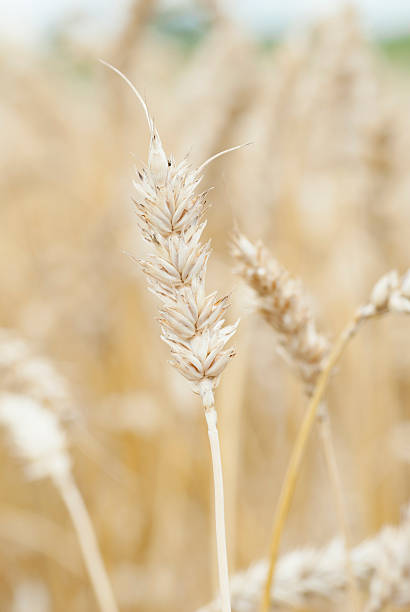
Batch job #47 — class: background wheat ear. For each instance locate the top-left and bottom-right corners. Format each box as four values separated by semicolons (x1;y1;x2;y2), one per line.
197;505;410;612
103;61;244;612
231;232;329;393
233;256;410;612
0;391;118;612
232;231;361;612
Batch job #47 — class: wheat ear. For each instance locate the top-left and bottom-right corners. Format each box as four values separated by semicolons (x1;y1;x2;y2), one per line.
0;328;74;419
0;393;118;612
102;61;244;612
232;233;359;611
232;233;329;392
197;505;410;612
251;267;410;610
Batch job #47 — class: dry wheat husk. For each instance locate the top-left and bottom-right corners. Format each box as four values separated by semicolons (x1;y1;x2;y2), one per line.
232;233;328;393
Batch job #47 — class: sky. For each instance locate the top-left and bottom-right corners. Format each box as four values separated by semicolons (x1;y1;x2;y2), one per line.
225;0;410;36
1;0;410;47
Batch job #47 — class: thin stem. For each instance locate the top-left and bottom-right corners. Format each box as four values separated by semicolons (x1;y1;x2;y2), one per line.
261;314;363;612
54;471;119;612
317;403;360;612
205;406;231;612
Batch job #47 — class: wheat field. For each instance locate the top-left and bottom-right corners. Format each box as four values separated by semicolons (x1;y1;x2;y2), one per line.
1;3;410;612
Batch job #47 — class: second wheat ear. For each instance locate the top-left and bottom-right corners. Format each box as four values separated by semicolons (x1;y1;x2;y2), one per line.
232;233;359;612
102;60;246;612
234;233;410;612
0;393;118;612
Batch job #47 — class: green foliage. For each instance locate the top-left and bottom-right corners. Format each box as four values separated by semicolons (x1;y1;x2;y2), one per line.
153;8;211;53
378;36;410;69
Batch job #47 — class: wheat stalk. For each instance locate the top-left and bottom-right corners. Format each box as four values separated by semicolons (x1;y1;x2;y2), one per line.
0;388;118;612
232;233;359;611
102;61;243;612
197;506;410;612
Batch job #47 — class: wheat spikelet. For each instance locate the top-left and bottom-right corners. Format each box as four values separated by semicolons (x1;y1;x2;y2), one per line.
197;507;410;612
364;269;410;316
232;233;328;393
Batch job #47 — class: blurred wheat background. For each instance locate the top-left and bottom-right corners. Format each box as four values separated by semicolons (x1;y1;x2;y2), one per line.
1;1;410;610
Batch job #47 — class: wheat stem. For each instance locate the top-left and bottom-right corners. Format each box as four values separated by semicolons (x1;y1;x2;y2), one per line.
261;314;362;612
205;406;231;612
54;472;118;612
317;403;360;612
